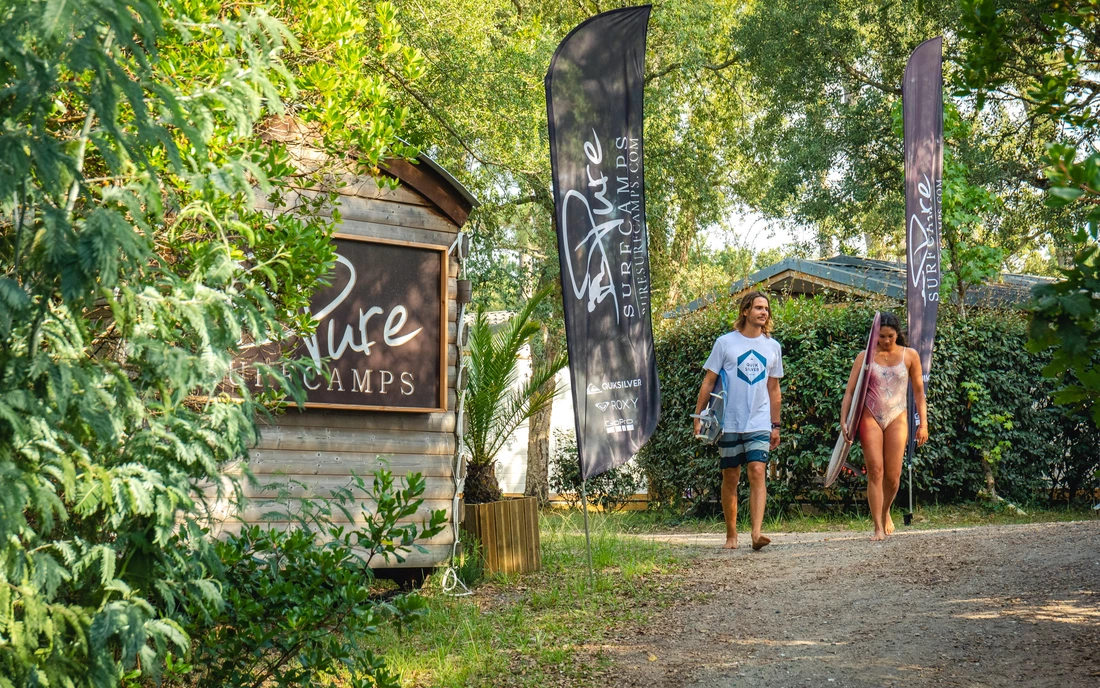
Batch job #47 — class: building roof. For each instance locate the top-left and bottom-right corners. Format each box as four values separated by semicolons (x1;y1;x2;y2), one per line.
259;116;479;227
663;255;1057;319
380;154;479;227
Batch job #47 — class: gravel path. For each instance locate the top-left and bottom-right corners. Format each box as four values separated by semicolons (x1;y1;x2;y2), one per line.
590;520;1100;687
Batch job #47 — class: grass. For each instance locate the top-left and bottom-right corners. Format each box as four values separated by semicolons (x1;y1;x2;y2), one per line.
769;502;1098;532
364;502;1097;687
371;511;698;687
543;501;1098;535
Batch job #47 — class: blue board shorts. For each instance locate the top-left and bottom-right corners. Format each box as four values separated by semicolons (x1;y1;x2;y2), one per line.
717;431;771;469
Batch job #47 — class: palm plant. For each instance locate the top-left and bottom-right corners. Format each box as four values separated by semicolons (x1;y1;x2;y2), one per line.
463;287;568;503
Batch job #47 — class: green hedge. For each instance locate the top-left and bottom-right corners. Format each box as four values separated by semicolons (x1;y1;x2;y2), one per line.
637;296;1100;514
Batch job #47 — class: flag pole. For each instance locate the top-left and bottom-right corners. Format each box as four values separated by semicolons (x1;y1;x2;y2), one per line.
906;383;915;523
906;442;915;525
546;7;658;591
908;455;914;512
902;37;942;527
580;479;594;587
904;386;917;526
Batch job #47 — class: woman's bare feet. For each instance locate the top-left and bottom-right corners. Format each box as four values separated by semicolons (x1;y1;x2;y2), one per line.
885;515;895;536
723;536;739;549
751;535;771;551
871;529;886;542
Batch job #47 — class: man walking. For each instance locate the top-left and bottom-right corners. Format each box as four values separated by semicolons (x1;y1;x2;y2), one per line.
693;291;783;550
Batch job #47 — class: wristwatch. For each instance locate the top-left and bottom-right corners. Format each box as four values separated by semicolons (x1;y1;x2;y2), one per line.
771;421;781;429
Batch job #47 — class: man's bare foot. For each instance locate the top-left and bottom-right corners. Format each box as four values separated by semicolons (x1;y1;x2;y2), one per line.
751;535;771;551
871;530;886;541
723;536;739;549
885;515;895;536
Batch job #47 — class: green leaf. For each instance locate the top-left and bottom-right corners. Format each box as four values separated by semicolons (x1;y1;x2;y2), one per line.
1047;186;1085;206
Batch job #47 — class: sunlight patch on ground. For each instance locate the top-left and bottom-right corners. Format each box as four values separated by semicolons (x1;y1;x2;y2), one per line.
724;638;827;647
949;595;1100;625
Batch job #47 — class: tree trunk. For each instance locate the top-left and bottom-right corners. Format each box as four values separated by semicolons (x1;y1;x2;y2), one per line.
864;232;884;261
525;403;552;505
466;460;503;504
980;452;997;499
1054;240;1075;270
525;326;557;506
663;209;696;308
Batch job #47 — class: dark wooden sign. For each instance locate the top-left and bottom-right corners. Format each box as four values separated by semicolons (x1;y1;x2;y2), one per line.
233;236;447;412
302;235;446;411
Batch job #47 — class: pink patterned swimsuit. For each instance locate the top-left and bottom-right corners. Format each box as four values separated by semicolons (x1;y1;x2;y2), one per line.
864;359;908;430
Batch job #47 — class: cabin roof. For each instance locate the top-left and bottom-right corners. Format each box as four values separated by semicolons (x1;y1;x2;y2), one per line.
663;255;1057;319
381;154;479;227
259;116;478;227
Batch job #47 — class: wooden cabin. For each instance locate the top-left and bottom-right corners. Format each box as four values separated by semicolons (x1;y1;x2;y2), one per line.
220;120;477;572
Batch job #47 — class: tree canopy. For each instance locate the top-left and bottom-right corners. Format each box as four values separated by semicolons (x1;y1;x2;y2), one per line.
384;0;1084;316
387;0;750;310
957;0;1100;423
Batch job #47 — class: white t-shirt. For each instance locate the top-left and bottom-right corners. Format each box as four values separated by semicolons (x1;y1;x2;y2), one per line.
703;330;784;433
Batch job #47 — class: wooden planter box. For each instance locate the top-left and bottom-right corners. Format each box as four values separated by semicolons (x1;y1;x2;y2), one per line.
462;496;541;574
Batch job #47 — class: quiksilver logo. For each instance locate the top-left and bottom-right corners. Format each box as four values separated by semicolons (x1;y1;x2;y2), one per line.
587;378;642;395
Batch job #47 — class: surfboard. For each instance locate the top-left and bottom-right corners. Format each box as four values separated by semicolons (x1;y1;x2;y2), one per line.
692;369;727;444
825;312;881;487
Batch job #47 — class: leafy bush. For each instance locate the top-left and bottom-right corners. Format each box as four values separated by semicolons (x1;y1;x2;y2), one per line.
0;2;314;684
550;429;642;512
160;471;446;688
0;0;427;683
638;297;1100;514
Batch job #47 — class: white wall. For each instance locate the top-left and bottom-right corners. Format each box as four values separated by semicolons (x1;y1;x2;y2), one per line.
494;344;577;494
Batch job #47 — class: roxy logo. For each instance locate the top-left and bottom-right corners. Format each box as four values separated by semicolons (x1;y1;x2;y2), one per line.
595;398;638;412
604;418;635;434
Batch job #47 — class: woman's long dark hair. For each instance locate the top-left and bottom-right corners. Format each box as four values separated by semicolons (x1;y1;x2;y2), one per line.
878;312;907;346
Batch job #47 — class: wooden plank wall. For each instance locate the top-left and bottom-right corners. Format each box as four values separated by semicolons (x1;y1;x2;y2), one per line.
234;173;463;569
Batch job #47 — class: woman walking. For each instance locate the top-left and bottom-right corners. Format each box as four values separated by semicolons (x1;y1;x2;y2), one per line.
839;313;928;541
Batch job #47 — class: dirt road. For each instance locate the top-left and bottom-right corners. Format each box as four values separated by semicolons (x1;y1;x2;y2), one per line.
594;521;1100;687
